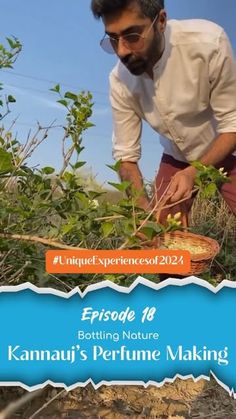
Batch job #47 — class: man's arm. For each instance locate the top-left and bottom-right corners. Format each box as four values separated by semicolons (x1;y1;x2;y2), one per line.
167;132;236;203
119;161;151;210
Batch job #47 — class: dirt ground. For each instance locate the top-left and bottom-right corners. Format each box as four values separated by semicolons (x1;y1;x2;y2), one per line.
1;377;236;418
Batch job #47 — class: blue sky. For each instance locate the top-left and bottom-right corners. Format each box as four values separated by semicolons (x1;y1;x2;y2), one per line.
0;0;235;186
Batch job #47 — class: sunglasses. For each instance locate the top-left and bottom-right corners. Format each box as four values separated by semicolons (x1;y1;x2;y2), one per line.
100;14;159;54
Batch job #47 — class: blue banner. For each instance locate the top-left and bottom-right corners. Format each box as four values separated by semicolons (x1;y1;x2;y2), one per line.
0;277;235;396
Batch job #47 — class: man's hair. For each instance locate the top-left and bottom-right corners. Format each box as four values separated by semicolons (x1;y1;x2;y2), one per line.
91;0;165;20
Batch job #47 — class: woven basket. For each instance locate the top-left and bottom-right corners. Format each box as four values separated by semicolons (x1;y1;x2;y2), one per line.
157;231;220;275
137;188;220;275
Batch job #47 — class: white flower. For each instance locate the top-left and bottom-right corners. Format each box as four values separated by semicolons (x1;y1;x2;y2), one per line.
89;199;99;208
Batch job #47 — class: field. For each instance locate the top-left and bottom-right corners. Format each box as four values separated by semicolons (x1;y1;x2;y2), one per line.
0;38;235;418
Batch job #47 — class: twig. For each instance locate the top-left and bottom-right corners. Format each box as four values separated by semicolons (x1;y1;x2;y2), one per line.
192;409;235;418
0;249;13;266
4;121;57;190
28;389;66;419
161;187;199;211
135;186;199;233
48;273;74;291
94;213;142;222
118;238;130;250
7;261;30;283
59;130;76;177
132;197;136;232
0;233;87;250
0;389;44;419
94;189;199;223
118;186;199;249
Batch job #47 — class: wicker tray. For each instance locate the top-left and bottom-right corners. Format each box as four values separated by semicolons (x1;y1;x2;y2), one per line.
158;231;220;275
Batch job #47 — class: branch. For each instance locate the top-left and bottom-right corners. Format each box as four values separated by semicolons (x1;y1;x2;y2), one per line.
0;389;44;419
28;389;66;419
0;233;87;250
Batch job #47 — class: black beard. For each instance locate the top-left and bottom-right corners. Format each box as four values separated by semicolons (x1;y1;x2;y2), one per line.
121;33;165;76
121;55;148;75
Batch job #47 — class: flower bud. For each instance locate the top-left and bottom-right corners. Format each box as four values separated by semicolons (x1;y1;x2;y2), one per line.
174;212;181;220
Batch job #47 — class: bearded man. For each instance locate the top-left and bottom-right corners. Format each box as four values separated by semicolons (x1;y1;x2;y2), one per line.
91;0;236;221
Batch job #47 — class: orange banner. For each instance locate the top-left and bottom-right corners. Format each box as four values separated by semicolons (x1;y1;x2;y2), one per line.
46;249;190;274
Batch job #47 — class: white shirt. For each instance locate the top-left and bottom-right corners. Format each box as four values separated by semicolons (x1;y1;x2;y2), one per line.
109;19;236;162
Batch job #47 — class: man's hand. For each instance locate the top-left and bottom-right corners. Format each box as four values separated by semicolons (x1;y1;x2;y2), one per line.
166;166;197;203
165;133;236;204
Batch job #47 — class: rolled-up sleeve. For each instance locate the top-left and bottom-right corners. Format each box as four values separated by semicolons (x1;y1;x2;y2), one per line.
109;72;142;162
209;29;236;133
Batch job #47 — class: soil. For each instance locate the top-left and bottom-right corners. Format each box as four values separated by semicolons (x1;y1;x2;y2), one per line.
1;377;236;418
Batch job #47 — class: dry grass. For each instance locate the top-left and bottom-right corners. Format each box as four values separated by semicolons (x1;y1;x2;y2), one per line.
189;193;236;281
190;194;236;239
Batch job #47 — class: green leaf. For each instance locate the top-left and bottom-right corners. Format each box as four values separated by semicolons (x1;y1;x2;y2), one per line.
7;95;16;103
118;199;133;208
139;227;156;240
106;160;122;173
61;223;75;235
72;161;86;170
50;84;60;93
75;192;89;205
139;222;162;240
191;161;206;171
74;145;84;154
41;166;55;175
0;148;13;174
108;181;131;192
103;274;118;282
64;91;78;101
6;37;15;49
101;222;114;237
84;122;94;129
202;182;217;198
123;219;134;235
144;222;163;233
57;99;68;107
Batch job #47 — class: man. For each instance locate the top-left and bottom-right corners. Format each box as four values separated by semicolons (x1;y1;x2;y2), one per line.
91;0;236;222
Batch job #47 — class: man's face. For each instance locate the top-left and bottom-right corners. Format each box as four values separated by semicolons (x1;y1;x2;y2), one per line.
102;3;166;75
